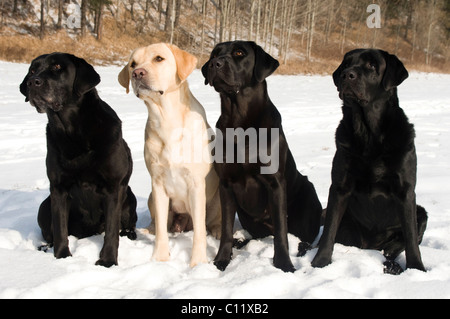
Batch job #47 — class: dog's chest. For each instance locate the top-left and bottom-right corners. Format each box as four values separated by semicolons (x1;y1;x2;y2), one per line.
229;176;269;218
163;168;191;211
348;151;416;209
145;126;209;213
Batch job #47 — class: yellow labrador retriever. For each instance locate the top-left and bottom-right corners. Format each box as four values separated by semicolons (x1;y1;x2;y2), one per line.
119;43;221;267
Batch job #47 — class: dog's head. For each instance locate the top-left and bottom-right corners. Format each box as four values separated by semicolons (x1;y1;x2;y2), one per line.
20;53;100;113
333;49;408;105
202;41;279;94
118;43;198;99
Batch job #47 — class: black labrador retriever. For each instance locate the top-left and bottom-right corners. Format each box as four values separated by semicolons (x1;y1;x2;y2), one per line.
311;49;428;275
20;53;137;267
202;41;322;272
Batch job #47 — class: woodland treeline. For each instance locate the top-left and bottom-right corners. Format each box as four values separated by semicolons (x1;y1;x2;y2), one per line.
1;0;449;69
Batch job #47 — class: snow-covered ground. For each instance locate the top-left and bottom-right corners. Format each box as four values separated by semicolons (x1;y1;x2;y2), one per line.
1;60;449;299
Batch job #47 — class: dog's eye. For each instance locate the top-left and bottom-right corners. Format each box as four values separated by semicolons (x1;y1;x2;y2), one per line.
130;61;136;69
155;56;165;63
367;62;376;70
234;50;245;57
52;64;61;71
30;69;35;75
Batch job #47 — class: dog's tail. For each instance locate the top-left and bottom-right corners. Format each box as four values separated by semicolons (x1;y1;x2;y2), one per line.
417;205;428;244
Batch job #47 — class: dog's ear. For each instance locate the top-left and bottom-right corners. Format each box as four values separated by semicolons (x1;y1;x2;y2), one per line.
71;55;100;96
118;62;130;94
201;60;210;86
381;50;409;90
19;73;30;102
167;44;198;82
252;42;279;83
332;62;345;89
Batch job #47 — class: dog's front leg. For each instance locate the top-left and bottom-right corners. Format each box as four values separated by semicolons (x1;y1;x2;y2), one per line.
151;182;171;262
188;183;208;268
214;181;237;271
399;195;426;272
260;176;295;273
311;184;351;268
50;187;72;259
96;189;122;267
312;151;353;268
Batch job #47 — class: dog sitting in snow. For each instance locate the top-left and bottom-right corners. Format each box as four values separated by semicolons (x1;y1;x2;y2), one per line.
20;53;137;267
118;43;221;268
311;49;428;275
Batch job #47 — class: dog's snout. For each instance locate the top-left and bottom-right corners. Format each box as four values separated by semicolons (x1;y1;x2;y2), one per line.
27;76;43;87
132;68;147;79
210;58;224;70
341;69;357;81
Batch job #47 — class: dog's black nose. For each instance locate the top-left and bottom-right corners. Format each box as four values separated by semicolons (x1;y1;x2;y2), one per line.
210;58;224;70
27;76;42;87
342;70;357;81
132;68;147;79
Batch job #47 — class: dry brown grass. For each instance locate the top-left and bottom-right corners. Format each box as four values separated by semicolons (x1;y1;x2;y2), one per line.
0;18;168;66
1;16;448;75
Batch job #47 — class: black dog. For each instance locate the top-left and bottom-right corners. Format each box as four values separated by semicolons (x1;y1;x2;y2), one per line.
20;53;137;267
202;41;322;272
311;49;428;275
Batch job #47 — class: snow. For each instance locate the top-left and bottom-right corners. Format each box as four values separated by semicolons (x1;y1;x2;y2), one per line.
1;60;450;299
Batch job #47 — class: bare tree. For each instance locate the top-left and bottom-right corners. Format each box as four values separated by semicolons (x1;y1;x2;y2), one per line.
80;0;87;37
167;0;176;43
40;0;45;39
306;0;317;62
56;0;63;29
200;0;208;58
426;0;437;65
268;0;278;55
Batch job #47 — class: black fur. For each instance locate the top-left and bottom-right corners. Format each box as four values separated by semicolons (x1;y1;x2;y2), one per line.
20;53;137;267
202;41;322;272
311;49;427;275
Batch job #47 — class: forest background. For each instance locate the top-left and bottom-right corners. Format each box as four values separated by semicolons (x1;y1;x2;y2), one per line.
0;0;449;74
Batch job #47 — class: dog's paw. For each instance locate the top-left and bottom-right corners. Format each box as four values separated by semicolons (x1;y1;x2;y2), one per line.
152;249;170;262
120;229;137;240
274;257;295;273
54;246;72;259
95;259;117;268
190;256;208;268
38;243;53;253
233;238;251;249
383;260;404;275
297;242;312;257
214;259;231;272
311;255;331;269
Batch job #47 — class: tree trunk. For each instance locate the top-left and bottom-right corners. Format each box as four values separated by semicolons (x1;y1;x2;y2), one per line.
283;0;297;65
426;0;437;65
250;0;256;41
81;0;87;37
269;0;278;55
255;0;261;43
57;0;63;29
168;0;176;44
165;0;173;31
40;0;45;39
201;0;207;58
306;0;316;62
96;4;104;41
